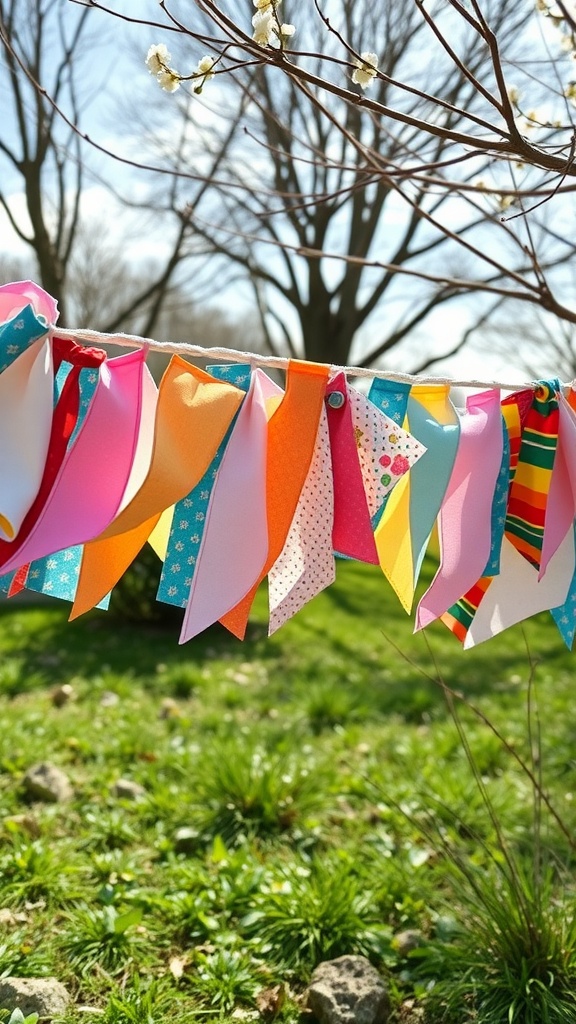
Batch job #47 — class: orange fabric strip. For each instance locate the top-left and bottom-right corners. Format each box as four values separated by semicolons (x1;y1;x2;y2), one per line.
219;360;330;639
70;357;243;619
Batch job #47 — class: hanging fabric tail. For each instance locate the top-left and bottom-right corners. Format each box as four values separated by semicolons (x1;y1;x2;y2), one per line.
366;379;412;527
326;372;379;564
375;384;460;613
0;337;54;541
219;360;330;640
156;364;252;608
416;390;502;630
504;380;560;571
70;358;243;619
549;395;576;647
178;369;274;643
441;388;529;644
0;281;58;373
268;406;335;634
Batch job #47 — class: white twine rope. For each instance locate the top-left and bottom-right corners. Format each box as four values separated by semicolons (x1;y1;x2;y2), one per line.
50;325;562;392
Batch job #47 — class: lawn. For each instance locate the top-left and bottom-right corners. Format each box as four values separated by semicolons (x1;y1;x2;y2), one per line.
1;557;576;1023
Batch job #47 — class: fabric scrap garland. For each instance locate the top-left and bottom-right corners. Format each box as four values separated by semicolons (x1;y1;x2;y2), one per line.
3;280;576;649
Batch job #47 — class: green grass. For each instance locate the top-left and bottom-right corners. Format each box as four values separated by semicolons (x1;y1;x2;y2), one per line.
1;558;576;1022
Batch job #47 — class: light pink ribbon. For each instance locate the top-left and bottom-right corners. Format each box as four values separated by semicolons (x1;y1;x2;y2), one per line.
0;349;151;574
179;369;274;644
0;280;58;325
416;390;502;630
268;407;334;634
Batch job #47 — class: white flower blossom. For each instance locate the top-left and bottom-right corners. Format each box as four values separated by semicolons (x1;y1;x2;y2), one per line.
352;51;379;89
281;23;296;37
196;55;216;78
157;69;181;92
252;8;275;46
193;54;216;94
146;43;170;75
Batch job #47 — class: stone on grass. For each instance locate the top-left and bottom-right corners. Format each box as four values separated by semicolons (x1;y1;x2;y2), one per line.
111;778;146;800
23;763;73;803
392;930;425;957
50;683;75;708
173;827;200;854
306;955;391;1024
0;977;71;1019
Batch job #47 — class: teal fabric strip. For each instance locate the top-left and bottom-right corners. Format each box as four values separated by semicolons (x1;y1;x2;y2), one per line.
482;414;510;577
551;523;576;649
0;305;48;373
156;363;251;608
407;393;460;588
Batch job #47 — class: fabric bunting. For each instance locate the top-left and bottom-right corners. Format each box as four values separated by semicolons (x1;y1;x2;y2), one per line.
375;384;460;613
156;363;252;608
3;278;576;650
504;380;560;571
70;357;244;619
178;369;275;643
416;389;503;631
218;360;330;640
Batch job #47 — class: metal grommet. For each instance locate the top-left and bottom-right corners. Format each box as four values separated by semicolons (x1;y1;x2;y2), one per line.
327;390;345;409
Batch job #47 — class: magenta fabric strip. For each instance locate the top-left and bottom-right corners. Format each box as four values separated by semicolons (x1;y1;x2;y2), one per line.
0;349;148;574
326;372;378;565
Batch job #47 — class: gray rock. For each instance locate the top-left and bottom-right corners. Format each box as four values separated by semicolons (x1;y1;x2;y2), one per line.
111;778;146;800
23;763;73;803
0;977;71;1018
173;827;200;854
393;930;425;957
50;683;75;708
306;955;391;1024
100;690;120;707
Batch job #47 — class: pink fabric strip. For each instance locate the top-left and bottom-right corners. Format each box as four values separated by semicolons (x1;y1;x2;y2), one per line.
416;390;502;630
179;369;271;644
326;372;378;564
0;349;149;574
0;281;58;325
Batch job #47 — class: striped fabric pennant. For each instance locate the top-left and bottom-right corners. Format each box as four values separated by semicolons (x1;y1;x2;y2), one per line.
156;364;252;608
504;380;560;571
